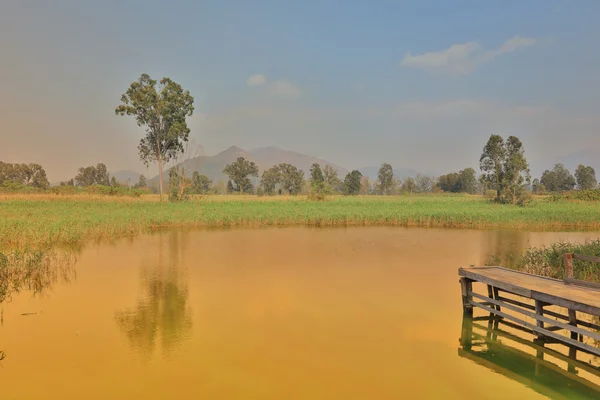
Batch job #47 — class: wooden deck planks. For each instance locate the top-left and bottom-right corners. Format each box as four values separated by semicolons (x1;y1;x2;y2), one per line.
459;266;600;313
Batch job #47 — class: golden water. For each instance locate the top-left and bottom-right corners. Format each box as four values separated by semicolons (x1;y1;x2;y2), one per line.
1;227;600;399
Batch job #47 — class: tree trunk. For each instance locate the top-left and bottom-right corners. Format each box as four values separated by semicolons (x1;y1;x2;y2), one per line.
239;180;243;195
158;157;164;202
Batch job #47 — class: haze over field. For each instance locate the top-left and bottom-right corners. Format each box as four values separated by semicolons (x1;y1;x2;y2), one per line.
2;1;600;181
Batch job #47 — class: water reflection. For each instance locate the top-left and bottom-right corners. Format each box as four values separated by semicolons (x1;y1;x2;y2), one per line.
0;250;76;305
459;313;600;400
114;231;192;358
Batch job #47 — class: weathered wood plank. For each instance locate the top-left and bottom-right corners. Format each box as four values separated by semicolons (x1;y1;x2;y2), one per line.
574;253;600;264
469;291;600;343
496;293;600;331
564;278;600;290
532;291;600;317
471;319;600;376
468;300;600;356
459;268;532;297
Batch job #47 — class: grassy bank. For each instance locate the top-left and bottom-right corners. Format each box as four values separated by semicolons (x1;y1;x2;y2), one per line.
491;240;600;282
2;193;600;251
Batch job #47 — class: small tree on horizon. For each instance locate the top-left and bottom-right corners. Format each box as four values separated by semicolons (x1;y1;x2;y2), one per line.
377;163;394;195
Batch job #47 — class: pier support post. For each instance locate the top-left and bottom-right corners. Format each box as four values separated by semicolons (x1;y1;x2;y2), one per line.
568;309;578;340
460;277;473;316
535;300;545;338
564;253;574;280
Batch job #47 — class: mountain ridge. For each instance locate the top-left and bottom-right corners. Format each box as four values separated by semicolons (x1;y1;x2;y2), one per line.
147;145;350;187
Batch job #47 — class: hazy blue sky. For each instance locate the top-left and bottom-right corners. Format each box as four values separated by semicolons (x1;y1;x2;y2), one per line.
2;0;599;181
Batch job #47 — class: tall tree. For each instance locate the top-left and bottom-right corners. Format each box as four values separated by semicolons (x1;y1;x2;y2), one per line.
115;73;195;201
456;168;478;194
137;174;147;188
401;177;417;194
223;157;258;195
344;170;363;195
95;163;110;186
74;165;96;187
480;135;506;201
191;172;212;194
377;163;394;195
323;165;342;192
359;176;372;194
310;163;324;185
575;165;597;190
540;164;576;192
480;135;530;203
415;175;434;193
278;163;304;195
260;166;281;195
503;136;530;203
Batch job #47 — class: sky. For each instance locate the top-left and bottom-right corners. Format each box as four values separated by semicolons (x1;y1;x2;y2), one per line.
1;0;600;181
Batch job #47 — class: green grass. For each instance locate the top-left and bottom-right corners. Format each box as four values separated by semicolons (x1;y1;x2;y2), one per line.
3;194;600;251
490;239;600;282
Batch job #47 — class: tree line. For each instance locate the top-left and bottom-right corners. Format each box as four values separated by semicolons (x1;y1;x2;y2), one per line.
3;73;598;203
0;162;50;190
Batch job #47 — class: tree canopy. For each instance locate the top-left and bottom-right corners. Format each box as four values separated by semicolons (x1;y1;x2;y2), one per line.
223;157;259;194
344;170;363;195
323;165;342;192
191;172;212;194
310;163;324;185
480;135;530;204
377;163;394;195
437;168;478;194
278;163;304;195
74;163;110;187
540;164;576;192
575;165;597;190
115;73;194;201
0;162;50;189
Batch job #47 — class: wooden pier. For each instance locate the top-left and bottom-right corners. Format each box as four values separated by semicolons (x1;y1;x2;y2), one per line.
459;314;600;399
458;253;600;357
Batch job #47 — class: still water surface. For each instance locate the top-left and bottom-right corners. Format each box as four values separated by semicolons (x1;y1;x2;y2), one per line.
2;227;600;399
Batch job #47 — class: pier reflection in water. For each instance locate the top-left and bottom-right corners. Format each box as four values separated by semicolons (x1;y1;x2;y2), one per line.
459;313;600;400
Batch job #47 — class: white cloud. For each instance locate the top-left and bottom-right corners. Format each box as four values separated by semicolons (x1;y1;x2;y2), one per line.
400;36;537;75
246;74;267;86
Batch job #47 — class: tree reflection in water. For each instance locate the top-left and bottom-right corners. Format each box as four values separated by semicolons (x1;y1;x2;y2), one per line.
115;231;192;358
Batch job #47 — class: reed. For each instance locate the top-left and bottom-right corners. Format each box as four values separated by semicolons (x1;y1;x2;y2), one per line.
2;194;600;251
491;240;600;281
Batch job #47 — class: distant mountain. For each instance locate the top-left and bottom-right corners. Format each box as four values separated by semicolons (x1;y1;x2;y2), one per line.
249;147;348;176
358;166;423;181
147;145;347;187
111;170;142;185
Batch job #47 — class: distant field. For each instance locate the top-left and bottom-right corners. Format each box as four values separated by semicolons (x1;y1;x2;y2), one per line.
2;193;600;251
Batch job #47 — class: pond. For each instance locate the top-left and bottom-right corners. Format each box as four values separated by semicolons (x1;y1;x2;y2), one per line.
2;227;600;399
